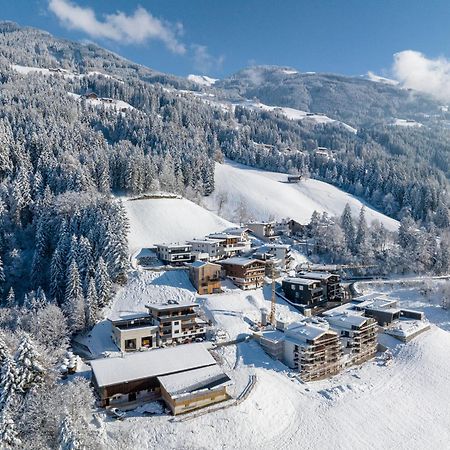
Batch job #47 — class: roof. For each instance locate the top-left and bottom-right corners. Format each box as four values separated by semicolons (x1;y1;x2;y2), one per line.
145;302;199;312
207;233;240;239
298;271;335;280
156;243;191;249
220;257;264;266
189;239;221;245
190;261;221;269
260;244;290;251
158;364;231;398
285;321;332;345
283;277;318;286
325;313;370;329
260;329;286;344
108;311;149;322
90;343;216;388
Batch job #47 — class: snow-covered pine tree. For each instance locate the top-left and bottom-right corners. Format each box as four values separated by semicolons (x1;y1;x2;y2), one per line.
84;277;98;331
77;236;93;294
14;334;45;392
63;261;85;333
4;287;14;308
340;203;356;254
58;415;81;450
95;256;111;307
0;355;20;407
0;255;5;295
0;404;21;448
50;248;66;305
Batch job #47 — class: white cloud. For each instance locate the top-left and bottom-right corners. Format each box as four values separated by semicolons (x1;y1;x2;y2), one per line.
191;44;224;74
393;50;450;102
48;0;186;54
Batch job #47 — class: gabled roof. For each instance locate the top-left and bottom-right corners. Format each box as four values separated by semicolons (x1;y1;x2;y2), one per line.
190;261;221;269
90;343;216;388
220;257;264;266
283;277;319;286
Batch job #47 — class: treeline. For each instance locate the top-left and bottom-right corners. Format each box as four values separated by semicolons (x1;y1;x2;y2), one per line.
305;204;450;276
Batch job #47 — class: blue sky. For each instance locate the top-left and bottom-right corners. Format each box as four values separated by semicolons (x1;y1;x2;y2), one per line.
2;0;450;80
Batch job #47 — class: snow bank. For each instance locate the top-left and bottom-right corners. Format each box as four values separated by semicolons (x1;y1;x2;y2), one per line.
204;160;399;231
124;197;233;254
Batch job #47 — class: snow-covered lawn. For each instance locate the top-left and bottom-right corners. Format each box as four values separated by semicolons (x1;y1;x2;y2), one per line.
80;270;196;356
124;196;234;254
203;160;399;231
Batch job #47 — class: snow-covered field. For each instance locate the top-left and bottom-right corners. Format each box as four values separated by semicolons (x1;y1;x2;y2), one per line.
124;197;234;254
203;160;399;231
67;92;133;111
392;118;423;127
98;274;450;450
244;101;357;133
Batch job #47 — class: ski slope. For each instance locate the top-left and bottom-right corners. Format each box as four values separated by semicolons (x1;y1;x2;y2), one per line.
124;196;234;254
204;160;399;231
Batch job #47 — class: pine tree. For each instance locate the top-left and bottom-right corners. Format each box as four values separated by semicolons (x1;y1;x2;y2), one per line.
77;236;93;293
14;335;45;392
63;261;85;333
50;248;65;305
85;277;98;331
0;405;21;448
0;256;5;296
58;416;81;450
4;287;14;308
0;356;20;407
340;203;356;253
95;256;111;307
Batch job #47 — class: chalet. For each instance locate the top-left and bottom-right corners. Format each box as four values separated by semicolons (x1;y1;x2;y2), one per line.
257;244;292;270
287;175;302;183
159;364;232;415
206;233;250;257
324;314;378;365
297;271;342;302
274;218;305;237
220;257;266;290
245;221;276;241
146;302;207;345
83;91;98;100
188;261;222;295
109;314;158;352
188;239;222;262
90;343;232;413
282;277;324;307
156;243;192;264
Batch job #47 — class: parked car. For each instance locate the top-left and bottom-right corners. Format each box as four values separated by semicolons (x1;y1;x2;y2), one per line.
109;408;126;420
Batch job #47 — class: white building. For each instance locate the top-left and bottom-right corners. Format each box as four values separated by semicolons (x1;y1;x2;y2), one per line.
188;238;222;261
156;243;192;264
257;243;292;270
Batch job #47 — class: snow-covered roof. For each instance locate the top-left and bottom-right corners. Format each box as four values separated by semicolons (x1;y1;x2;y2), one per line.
158;364;231;398
298;271;336;280
220;257;264;266
190;261;221;269
108;311;150;322
285;322;332;344
156;242;191;249
145;302;199;312
325;313;369;329
260;329;285;344
283;277;318;286
91;343;216;387
189;239;221;245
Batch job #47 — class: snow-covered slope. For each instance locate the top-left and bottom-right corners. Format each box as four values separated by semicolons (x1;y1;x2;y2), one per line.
245;101;357;133
366;71;399;86
67;92;134;111
124;196;234;253
204;160;399;230
187;74;218;86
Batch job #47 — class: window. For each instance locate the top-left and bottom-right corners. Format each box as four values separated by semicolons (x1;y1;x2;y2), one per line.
291;284;296;290
174;321;180;325
124;339;136;350
141;336;152;347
